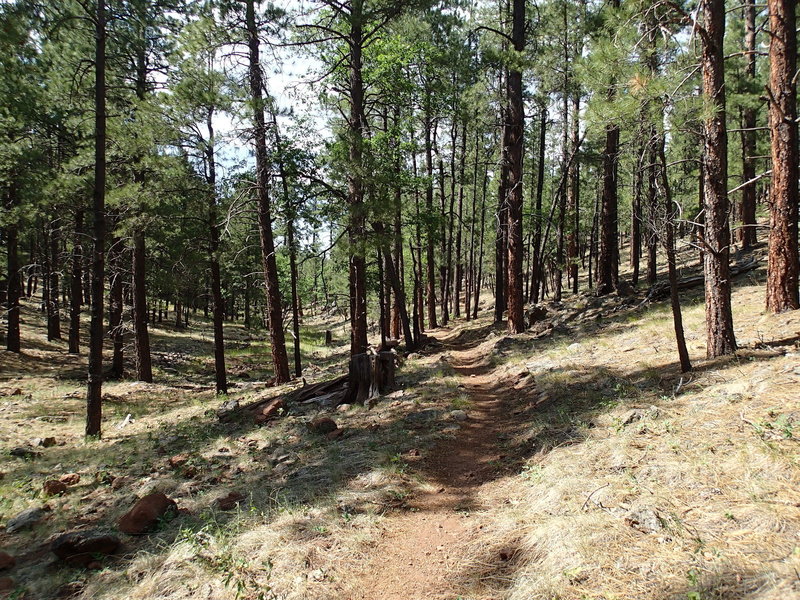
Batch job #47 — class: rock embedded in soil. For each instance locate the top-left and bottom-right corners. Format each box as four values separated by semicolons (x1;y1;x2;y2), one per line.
215;492;245;511
51;530;121;567
59;473;80;486
624;507;663;534
326;428;345;441
9;447;40;460
0;576;14;593
309;417;338;435
450;410;468;422
43;480;68;496
110;476;133;490
0;552;15;571
168;454;189;468
32;437;57;448
5;507;47;533
117;492;177;535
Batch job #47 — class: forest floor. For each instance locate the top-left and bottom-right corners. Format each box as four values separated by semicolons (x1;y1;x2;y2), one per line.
2;245;800;600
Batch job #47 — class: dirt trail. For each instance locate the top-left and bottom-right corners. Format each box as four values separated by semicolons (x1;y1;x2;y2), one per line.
352;327;530;600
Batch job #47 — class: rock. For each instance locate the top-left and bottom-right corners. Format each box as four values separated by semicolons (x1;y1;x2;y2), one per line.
567;342;581;352
214;492;245;511
260;398;284;421
168;454;189;468
59;473;80;486
181;466;198;479
336;403;352;413
0;552;15;571
624;508;663;534
450;410;468;422
51;530;121;567
622;406;660;425
32;437;57;448
111;476;133;490
525;306;548;327
309;417;338;435
9;447;40;459
404;409;443;427
43;480;68;496
117;493;177;535
216;399;239;418
0;577;13;593
407;353;420;360
6;507;46;533
326;428;345;441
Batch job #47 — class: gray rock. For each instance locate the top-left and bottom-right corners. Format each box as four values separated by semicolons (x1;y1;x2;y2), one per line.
9;447;40;459
624;508;663;533
216;399;239;417
622;405;660;426
6;507;46;533
51;530;120;566
403;409;443;426
450;410;468;422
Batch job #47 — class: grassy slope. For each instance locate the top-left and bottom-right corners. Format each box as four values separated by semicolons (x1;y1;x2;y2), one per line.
1;255;799;600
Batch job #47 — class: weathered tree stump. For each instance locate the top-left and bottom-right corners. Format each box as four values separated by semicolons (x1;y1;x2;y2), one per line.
375;351;396;394
324;330;333;345
344;351;396;405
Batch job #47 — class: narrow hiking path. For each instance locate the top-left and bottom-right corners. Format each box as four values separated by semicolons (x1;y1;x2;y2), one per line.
351;325;535;600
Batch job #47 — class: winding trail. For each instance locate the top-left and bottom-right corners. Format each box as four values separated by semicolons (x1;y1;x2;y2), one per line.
351;325;535;600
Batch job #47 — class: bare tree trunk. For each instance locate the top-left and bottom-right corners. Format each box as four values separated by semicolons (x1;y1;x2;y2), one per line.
246;0;291;380
647;138;658;286
46;224;61;341
630;142;642;286
739;0;758;249
132;230;152;381
506;0;525;333
86;0;106;437
700;0;737;356
765;0;799;311
68;209;83;354
108;236;124;379
5;184;21;353
423;112;438;329
454;118;467;318
657;136;691;372
531;103;547;303
207;110;227;393
474;158;488;320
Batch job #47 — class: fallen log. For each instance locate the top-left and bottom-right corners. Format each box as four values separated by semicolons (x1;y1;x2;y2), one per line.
643;259;759;302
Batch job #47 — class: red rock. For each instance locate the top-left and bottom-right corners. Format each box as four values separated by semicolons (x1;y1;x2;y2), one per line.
43;480;68;496
86;561;102;570
0;576;14;592
51;530;120;567
309;417;337;435
215;492;245;511
254;414;268;425
110;476;133;490
0;552;15;571
117;493;177;535
59;473;80;486
168;454;189;468
326;428;345;441
260;398;285;420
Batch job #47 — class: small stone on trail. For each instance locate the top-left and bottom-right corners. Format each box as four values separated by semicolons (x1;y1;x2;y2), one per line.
0;552;15;571
51;530;120;567
309;417;338;435
111;476;133;490
450;410;468;422
43;480;68;496
407;353;420;360
117;492;177;535
32;437;57;448
336;403;352;412
59;473;80;486
6;507;47;533
215;492;245;511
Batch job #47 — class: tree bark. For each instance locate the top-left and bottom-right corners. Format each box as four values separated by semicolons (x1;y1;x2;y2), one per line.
86;0;106;437
765;0;799;311
700;0;737;356
207;110;227;393
132;230;152;381
5;184;21;353
505;0;525;333
108;236;124;379
68;209;83;354
739;0;758;249
246;0;291;380
46;224;61;341
423;112;438;329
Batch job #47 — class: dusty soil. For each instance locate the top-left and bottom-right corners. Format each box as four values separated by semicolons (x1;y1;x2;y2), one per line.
353;327;536;600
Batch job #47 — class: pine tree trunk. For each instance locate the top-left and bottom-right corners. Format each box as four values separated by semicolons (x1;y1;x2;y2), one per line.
567;93;580;296
5;184;21;353
739;0;758;249
46;225;61;341
454;119;467;318
424;112;438;329
132;230;152;381
701;0;737;356
86;0;106;437
765;0;799;311
531;103;547;303
597;87;620;293
207;110;227;394
474;160;488;320
505;0;525;333
68;209;83;354
657;136;691;372
246;0;291;380
647;139;658;285
108;237;124;379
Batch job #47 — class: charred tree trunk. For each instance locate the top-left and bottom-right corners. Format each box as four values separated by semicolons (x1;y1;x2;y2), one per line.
246;0;291;381
86;0;106;437
700;0;737;356
765;0;799;311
